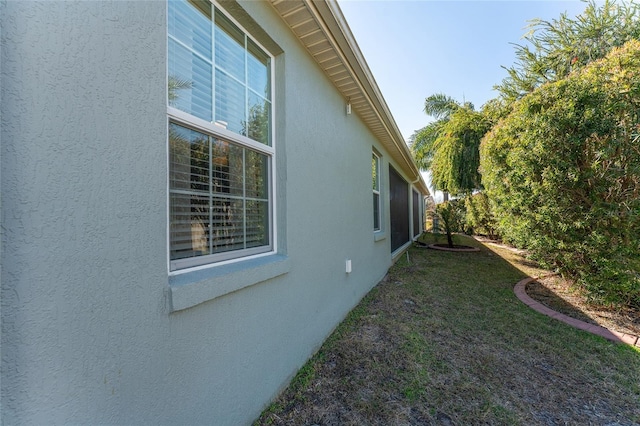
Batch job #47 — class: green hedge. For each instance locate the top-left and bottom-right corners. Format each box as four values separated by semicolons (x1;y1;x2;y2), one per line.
464;193;498;238
481;40;640;308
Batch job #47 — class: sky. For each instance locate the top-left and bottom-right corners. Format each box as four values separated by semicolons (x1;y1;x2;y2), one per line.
337;0;591;141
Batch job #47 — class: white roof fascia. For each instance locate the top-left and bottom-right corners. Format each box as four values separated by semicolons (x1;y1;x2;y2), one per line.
268;0;430;196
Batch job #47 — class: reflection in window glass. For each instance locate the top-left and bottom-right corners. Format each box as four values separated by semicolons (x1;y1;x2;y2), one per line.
170;192;211;260
246;200;270;248
215;68;246;135
372;153;381;231
168;0;212;59
248;38;270;99
168;0;272;145
169;124;210;194
211;198;245;253
211;140;243;196
168;38;213;122
215;9;245;82
168;0;274;269
169;123;270;266
247;92;270;145
245;150;268;199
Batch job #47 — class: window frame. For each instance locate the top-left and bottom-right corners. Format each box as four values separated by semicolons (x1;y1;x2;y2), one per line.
167;0;277;274
412;188;421;238
372;150;383;233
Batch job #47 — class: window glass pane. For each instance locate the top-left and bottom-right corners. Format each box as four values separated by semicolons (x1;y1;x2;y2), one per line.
168;0;212;60
170;192;211;260
245;150;268;199
373;153;381;231
169;123;210;193
211;198;244;253
215;68;245;135
373;193;380;230
247;92;270;145
246;200;269;248
248;39;270;99
211;139;243;196
413;190;420;237
168;0;272;145
168;1;274;269
169;38;213;122
372;154;379;190
214;9;245;83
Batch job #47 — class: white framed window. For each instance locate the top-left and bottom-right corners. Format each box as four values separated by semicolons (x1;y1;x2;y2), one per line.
372;151;381;232
412;189;421;238
168;0;274;271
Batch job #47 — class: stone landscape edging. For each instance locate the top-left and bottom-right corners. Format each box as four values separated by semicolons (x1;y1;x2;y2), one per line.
514;277;640;348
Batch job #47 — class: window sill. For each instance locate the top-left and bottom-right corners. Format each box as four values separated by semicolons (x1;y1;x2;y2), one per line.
374;231;386;242
169;254;290;312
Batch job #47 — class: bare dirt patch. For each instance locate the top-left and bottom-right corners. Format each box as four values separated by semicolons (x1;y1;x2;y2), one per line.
474;235;640;338
527;275;640;337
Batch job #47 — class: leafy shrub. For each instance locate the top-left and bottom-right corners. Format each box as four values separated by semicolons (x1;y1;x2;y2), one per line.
481;40;640;308
436;200;467;247
430;108;490;196
496;0;640;101
465;192;498;238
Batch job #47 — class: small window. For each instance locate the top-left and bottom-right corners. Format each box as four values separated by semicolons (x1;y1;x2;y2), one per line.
168;0;274;271
372;152;381;231
412;189;421;238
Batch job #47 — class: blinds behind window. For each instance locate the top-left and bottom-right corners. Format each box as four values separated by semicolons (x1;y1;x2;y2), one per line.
168;0;213;122
168;0;273;269
169;123;270;264
168;0;272;146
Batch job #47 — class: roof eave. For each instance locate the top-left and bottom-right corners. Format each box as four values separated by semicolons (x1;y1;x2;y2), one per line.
268;0;430;196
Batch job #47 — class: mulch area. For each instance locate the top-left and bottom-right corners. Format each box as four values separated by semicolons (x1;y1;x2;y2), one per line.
526;275;640;337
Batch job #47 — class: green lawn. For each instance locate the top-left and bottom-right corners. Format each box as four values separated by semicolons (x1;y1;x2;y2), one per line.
255;234;640;425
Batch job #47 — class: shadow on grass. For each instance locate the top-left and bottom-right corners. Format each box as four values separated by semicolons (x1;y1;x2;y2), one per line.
515;257;542;270
256;233;640;426
526;280;595;324
515;277;640;346
471;234;640;346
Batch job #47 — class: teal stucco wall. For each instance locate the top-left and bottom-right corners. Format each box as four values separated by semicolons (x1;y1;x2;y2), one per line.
1;1;420;424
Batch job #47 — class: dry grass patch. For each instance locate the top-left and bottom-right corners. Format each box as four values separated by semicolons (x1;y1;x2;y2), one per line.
527;277;640;337
255;234;640;426
476;236;640;338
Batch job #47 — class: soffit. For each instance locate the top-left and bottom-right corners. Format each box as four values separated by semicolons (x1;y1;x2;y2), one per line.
268;0;429;196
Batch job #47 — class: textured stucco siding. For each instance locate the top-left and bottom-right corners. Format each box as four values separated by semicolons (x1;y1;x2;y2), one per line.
1;1;170;423
1;1;416;424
